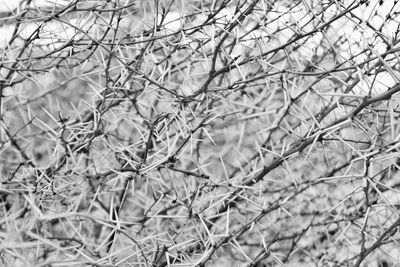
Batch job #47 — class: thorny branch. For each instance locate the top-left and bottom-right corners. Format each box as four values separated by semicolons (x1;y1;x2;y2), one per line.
1;0;400;266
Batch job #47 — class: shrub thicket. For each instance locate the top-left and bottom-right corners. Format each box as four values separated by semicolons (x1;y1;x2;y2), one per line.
1;0;400;266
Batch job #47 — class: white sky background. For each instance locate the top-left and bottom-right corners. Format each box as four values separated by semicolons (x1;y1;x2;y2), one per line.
0;0;398;45
158;0;400;95
0;0;71;12
0;1;19;12
0;0;65;13
0;0;398;95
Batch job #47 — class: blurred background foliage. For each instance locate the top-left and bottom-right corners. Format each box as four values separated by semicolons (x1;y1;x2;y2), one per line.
1;0;400;266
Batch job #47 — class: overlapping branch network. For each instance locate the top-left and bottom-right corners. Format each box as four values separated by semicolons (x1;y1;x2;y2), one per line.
1;0;400;266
